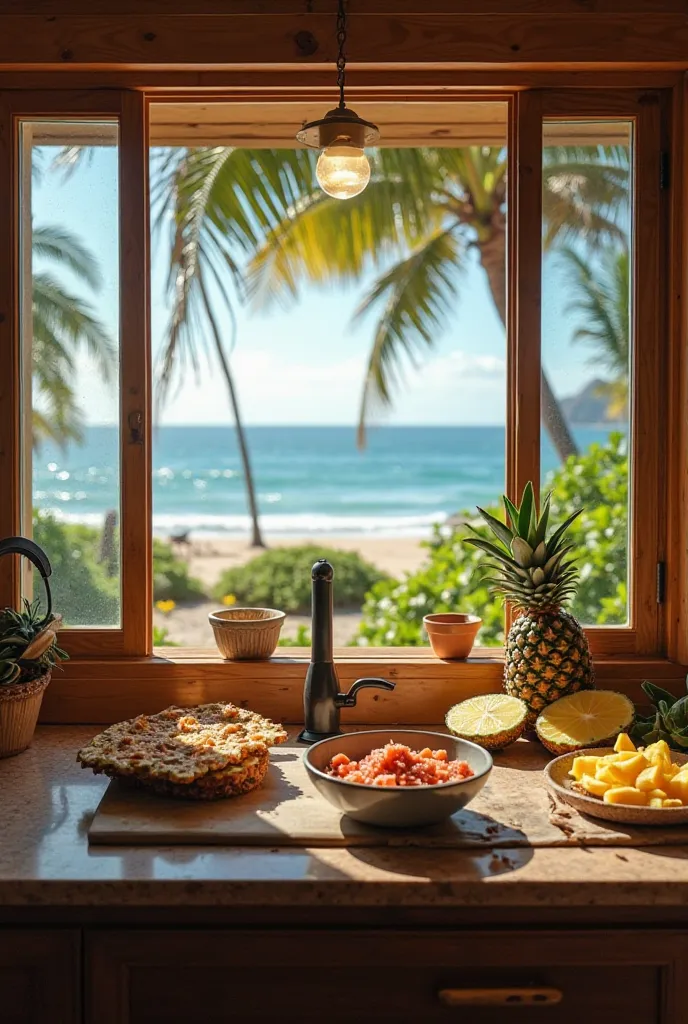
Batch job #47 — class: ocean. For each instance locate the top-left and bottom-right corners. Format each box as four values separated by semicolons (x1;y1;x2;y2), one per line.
32;425;620;538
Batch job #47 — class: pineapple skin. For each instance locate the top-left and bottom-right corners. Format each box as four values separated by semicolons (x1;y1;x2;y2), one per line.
504;607;595;725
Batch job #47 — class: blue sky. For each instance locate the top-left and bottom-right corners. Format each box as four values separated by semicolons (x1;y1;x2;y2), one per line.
31;143;601;428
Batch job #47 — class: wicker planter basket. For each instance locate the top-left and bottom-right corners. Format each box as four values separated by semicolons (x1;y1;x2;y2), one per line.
0;671;51;758
209;607;286;660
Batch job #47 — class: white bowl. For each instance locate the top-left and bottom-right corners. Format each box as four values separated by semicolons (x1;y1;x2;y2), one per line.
304;729;493;828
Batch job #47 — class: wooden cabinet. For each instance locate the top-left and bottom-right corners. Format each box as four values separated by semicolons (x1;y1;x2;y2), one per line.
86;928;686;1024
0;929;80;1024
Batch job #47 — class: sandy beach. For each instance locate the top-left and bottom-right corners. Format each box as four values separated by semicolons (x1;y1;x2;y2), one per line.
154;534;428;648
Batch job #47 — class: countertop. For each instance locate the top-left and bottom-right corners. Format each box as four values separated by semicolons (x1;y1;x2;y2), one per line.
3;725;688;913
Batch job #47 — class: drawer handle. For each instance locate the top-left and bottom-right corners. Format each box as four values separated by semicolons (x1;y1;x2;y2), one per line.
438;987;563;1008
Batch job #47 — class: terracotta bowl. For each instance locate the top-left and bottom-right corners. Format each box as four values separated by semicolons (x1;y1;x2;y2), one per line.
208;607;285;660
423;613;482;660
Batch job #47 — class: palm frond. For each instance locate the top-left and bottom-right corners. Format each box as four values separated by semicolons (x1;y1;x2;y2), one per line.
353;227;464;447
559;245;629;382
32;224;103;290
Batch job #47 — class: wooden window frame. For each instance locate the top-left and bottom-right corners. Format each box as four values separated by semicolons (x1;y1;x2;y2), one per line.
0;89;151;656
0;57;685;722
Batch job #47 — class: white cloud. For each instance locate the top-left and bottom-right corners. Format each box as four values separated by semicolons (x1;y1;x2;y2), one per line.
155;346;506;426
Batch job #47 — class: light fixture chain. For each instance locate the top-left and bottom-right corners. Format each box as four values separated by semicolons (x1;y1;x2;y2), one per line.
336;0;347;108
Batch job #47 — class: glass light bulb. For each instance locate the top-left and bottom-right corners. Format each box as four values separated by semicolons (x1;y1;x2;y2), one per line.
316;141;371;199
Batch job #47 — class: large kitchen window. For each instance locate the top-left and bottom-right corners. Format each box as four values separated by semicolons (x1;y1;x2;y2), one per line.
0;83;675;708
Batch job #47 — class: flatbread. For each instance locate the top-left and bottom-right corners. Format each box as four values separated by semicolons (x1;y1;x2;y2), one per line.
77;702;287;785
120;750;270;801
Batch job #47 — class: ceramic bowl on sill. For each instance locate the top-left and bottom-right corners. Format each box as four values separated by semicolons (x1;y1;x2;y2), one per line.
208;607;285;660
423;612;482;660
304;729;493;828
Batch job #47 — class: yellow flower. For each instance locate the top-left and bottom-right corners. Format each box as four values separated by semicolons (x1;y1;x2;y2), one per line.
156;599;176;615
222;594;237;607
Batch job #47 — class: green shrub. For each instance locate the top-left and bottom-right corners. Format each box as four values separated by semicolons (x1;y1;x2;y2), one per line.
278;624;312;647
213;545;386;614
357;434;629;647
30;516;205;626
153;625;179;646
32;512;119;626
153;538;206;602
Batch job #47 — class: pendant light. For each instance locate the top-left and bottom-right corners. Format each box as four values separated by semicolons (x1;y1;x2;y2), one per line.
296;0;379;200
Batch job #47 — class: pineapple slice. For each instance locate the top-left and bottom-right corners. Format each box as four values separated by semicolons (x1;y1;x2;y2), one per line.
635;763;665;792
663;799;683;808
580;774;610;797
614;733;636;753
603;787;648;806
648;788;668;800
570;755;601;782
650;797;664;808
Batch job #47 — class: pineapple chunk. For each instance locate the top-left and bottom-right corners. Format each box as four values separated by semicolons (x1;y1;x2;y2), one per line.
668;772;688;803
605;753;648;786
663;799;683;808
570;755;601;782
614;733;636;753
650;797;664;808
603;787;648;806
648;788;668;800
596;763;620;785
598;751;637;764
644;740;672;768
580;774;610;797
635;763;666;792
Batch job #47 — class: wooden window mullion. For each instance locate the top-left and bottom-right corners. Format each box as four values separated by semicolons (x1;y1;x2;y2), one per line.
508;90;543;506
0;93;21;609
119;91;152;656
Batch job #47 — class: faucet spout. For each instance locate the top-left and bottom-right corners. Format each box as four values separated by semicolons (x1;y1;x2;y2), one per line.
337;677;396;709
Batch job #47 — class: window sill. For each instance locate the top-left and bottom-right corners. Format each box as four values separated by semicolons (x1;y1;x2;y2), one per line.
39;647;687;726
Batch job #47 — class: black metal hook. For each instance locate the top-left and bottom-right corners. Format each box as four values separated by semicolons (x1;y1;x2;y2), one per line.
0;536;53;626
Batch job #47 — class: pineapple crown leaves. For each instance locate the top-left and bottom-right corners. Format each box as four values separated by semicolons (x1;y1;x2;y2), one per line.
631;677;688;751
0;598;67;687
464;481;583;612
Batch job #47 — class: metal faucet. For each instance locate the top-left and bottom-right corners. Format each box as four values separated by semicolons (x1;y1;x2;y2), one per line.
298;559;395;744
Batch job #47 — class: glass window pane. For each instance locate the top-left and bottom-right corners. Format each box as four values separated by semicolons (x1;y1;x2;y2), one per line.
541;121;632;626
20;120;121;627
148;101;509;648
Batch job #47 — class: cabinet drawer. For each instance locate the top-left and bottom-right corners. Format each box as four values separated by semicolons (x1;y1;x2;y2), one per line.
87;928;679;1024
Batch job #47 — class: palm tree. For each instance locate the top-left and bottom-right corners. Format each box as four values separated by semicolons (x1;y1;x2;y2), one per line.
247;145;630;461
559;245;629;419
32;224;115;448
151;146;320;549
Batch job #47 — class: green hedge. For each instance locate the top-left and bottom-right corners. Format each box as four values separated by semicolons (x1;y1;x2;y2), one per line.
214;544;386;614
357;434;628;647
152;538;205;603
32;512;120;626
30;515;206;626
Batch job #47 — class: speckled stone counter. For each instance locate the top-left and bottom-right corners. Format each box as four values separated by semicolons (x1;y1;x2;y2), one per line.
3;726;688;917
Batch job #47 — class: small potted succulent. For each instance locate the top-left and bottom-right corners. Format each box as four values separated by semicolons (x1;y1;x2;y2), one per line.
0;537;67;758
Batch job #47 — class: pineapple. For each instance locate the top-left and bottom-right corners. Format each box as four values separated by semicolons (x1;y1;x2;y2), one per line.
465;481;594;724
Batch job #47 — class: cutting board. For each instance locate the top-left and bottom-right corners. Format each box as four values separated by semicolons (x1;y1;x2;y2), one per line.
88;737;688;848
87;737;565;848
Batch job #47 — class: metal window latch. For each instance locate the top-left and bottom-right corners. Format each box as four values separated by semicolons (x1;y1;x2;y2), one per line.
128;410;144;444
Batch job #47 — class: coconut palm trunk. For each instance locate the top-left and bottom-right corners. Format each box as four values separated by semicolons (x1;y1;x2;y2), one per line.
214;344;265;549
199;276;265;549
477;222;579;462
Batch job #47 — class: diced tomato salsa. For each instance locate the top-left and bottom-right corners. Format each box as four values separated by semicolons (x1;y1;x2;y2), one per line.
325;742;475;787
